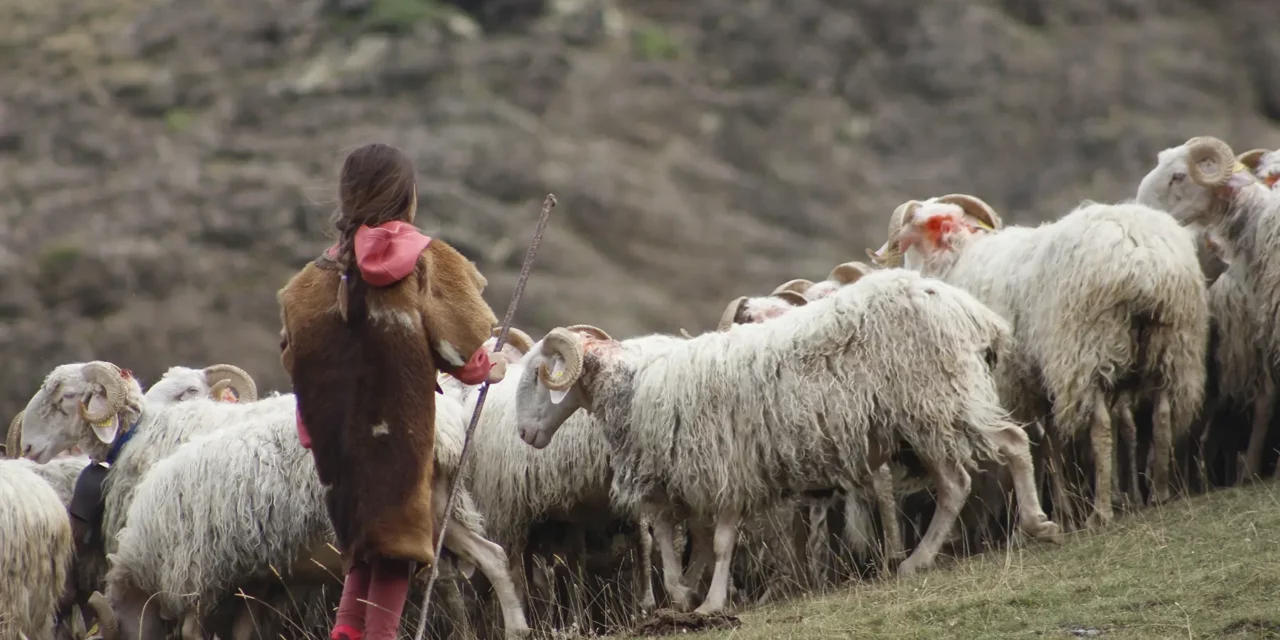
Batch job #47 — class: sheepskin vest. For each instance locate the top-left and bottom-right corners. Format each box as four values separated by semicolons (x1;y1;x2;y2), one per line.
277;238;497;572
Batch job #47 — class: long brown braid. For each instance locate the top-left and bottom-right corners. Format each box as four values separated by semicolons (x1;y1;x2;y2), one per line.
329;143;418;323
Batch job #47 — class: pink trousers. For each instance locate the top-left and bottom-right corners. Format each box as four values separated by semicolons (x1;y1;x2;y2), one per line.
329;556;414;640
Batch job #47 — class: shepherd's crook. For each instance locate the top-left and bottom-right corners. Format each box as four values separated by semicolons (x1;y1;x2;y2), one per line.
413;193;557;640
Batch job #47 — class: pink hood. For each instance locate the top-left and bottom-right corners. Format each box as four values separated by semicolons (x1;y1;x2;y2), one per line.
350;221;432;287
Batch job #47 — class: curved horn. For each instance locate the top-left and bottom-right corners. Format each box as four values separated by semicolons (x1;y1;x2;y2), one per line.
1237;148;1269;173
564;324;614;342
828;261;873;286
537;328;585;392
772;290;808;307
771;279;814;296
79;362;128;425
87;591;120;640
495;327;536;354
5;411;22;458
1185;136;1236;188
203;364;258;403
935;193;1002;231
717;296;749;331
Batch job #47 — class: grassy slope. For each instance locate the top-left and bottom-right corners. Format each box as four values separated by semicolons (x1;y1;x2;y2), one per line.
680;482;1280;640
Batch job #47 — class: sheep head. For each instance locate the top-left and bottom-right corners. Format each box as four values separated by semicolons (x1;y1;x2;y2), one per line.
868;195;1000;269
483;326;537;365
870;194;1001;272
717;290;808;331
204;364;258;403
516;325;614;449
1136;136;1262;229
1238;148;1280;189
18;361;144;463
804;261;875;300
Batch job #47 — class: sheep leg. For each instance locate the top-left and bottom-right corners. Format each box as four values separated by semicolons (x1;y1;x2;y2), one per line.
871;463;905;569
680;520;715;591
842;493;876;561
443;522;531;638
1112;393;1141;509
438;576;476;640
897;458;971;577
1042;423;1078;530
1242;373;1275;483
692;509;743;615
806;500;830;590
635;518;656;612
984;424;1061;542
1149;393;1173;505
1086;391;1116;527
650;512;693;611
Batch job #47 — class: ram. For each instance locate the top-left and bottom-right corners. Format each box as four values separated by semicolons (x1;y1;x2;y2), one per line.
869;194;1209;529
100;369;530;640
1137;135;1280;481
13;361;272;616
514;268;1059;614
440;327;657;630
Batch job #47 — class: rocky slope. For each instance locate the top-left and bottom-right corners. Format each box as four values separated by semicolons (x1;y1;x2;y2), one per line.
1;0;1277;419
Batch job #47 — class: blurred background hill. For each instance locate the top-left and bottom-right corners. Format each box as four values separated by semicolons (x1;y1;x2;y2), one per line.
1;0;1278;417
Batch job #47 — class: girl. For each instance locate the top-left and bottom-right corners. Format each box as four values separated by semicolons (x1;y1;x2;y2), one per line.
278;142;505;640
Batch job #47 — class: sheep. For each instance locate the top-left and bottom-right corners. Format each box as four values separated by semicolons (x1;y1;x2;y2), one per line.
13;360;272;614
142;364;259;406
716;271;908;591
514;268;1060;614
0;460;74;640
1136;135;1280;481
439;327;657;632
100;380;530;640
868;194;1209;529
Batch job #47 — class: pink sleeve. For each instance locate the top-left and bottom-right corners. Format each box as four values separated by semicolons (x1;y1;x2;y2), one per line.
295;410;312;449
448;348;493;386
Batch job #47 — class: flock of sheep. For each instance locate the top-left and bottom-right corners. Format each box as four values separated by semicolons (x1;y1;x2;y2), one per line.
2;135;1279;640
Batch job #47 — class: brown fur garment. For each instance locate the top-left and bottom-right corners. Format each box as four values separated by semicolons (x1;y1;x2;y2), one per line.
277;239;497;571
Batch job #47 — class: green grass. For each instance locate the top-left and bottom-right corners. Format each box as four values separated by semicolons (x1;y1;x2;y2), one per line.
673;482;1280;640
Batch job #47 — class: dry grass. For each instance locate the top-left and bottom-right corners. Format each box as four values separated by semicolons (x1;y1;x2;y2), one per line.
643;481;1280;640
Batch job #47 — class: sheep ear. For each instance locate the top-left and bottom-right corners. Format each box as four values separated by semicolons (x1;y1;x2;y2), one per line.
546;357;569;405
90;415;121;445
1225;166;1256;191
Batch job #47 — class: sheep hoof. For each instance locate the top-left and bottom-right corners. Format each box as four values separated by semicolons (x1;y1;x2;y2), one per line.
1023;519;1063;544
1084;510;1113;530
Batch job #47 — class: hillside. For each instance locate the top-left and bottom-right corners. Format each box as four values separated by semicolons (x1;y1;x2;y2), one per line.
680;482;1280;640
2;0;1279;416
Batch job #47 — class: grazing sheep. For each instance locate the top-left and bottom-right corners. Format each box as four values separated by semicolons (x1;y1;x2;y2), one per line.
440;327;657;632
1137;135;1280;481
869;195;1209;528
514;268;1060;614
0;460;74;640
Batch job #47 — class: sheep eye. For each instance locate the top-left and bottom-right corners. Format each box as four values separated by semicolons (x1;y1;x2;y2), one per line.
1169;173;1185;186
187;387;199;395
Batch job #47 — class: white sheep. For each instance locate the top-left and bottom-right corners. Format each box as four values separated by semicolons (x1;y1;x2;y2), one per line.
100;377;530;640
716;273;908;593
142;364;259;406
869;195;1209;528
440;327;658;627
1136;135;1280;482
13;360;273;619
514;268;1060;614
0;460;74;640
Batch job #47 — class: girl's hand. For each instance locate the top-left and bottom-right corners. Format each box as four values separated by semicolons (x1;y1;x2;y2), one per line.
487;357;507;384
